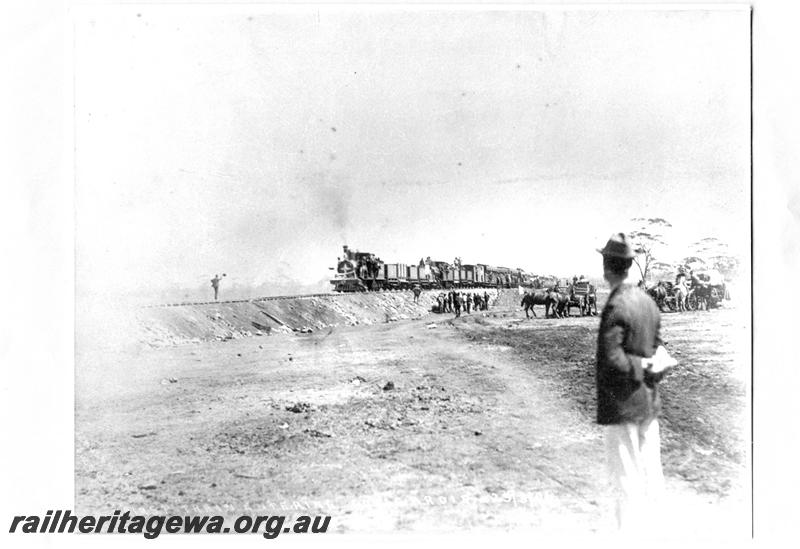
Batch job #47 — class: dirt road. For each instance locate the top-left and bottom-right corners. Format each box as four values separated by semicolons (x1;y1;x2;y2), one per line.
76;298;749;537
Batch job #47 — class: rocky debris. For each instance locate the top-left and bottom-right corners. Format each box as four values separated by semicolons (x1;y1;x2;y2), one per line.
303;429;332;438
285;402;311;414
382;381;395;391
160;377;178;385
408;385;480;418
364;419;396;430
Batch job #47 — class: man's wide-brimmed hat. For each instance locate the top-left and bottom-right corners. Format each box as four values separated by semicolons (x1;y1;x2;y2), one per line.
597;232;637;259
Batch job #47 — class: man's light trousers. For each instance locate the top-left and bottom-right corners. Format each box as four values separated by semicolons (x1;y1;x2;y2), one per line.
606;418;665;530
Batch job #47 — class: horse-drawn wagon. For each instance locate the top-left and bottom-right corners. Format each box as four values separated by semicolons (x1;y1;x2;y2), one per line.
688;269;729;310
558;281;597;317
647;268;730;312
568;281;598;316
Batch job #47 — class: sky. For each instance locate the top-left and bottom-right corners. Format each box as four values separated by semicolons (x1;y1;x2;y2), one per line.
73;6;751;302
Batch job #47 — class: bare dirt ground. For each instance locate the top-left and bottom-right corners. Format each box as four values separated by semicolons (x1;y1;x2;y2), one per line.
75;293;750;538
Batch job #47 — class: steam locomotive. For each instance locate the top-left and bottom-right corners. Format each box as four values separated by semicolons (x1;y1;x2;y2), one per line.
330;245;543;292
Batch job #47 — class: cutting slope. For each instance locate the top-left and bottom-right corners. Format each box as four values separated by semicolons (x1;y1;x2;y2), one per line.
134;290;502;347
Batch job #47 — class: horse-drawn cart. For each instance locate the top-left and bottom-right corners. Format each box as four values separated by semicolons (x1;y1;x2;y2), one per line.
566;281;598;316
689;269;729;310
649;269;730;312
575;281;598;316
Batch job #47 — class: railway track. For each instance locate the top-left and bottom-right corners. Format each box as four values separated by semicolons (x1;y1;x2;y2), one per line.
141;289;426;309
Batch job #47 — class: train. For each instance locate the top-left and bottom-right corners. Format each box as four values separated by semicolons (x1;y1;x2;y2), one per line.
330;245;549;292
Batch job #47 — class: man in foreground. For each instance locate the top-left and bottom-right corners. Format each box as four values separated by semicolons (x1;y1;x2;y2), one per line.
595;233;676;532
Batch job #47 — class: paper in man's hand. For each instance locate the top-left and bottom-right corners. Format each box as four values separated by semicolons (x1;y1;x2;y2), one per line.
650;345;678;373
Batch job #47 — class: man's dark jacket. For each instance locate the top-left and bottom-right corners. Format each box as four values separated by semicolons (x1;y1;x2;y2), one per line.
596;283;663;425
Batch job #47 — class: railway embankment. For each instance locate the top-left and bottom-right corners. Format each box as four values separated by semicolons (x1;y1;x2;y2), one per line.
131;290;506;347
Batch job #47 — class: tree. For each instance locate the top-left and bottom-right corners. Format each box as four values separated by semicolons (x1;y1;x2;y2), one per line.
688;237;740;281
649;260;675;281
677;255;707;276
628;217;673;283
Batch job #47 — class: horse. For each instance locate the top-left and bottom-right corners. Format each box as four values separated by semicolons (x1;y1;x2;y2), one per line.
547;290;570;318
647;282;669;312
672;284;688;312
521;291;552;318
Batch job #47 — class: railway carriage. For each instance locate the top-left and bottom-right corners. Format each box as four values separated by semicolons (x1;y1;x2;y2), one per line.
461;265;476;287
406;264;421;286
383;263;408;289
474;264;487;286
444;266;461;288
486;266;514;288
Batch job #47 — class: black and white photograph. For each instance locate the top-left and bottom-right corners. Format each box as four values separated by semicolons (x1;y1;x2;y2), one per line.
69;2;751;538
13;0;800;544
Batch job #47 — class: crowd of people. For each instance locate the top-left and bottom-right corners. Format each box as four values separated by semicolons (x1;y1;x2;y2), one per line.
433;290;492;316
